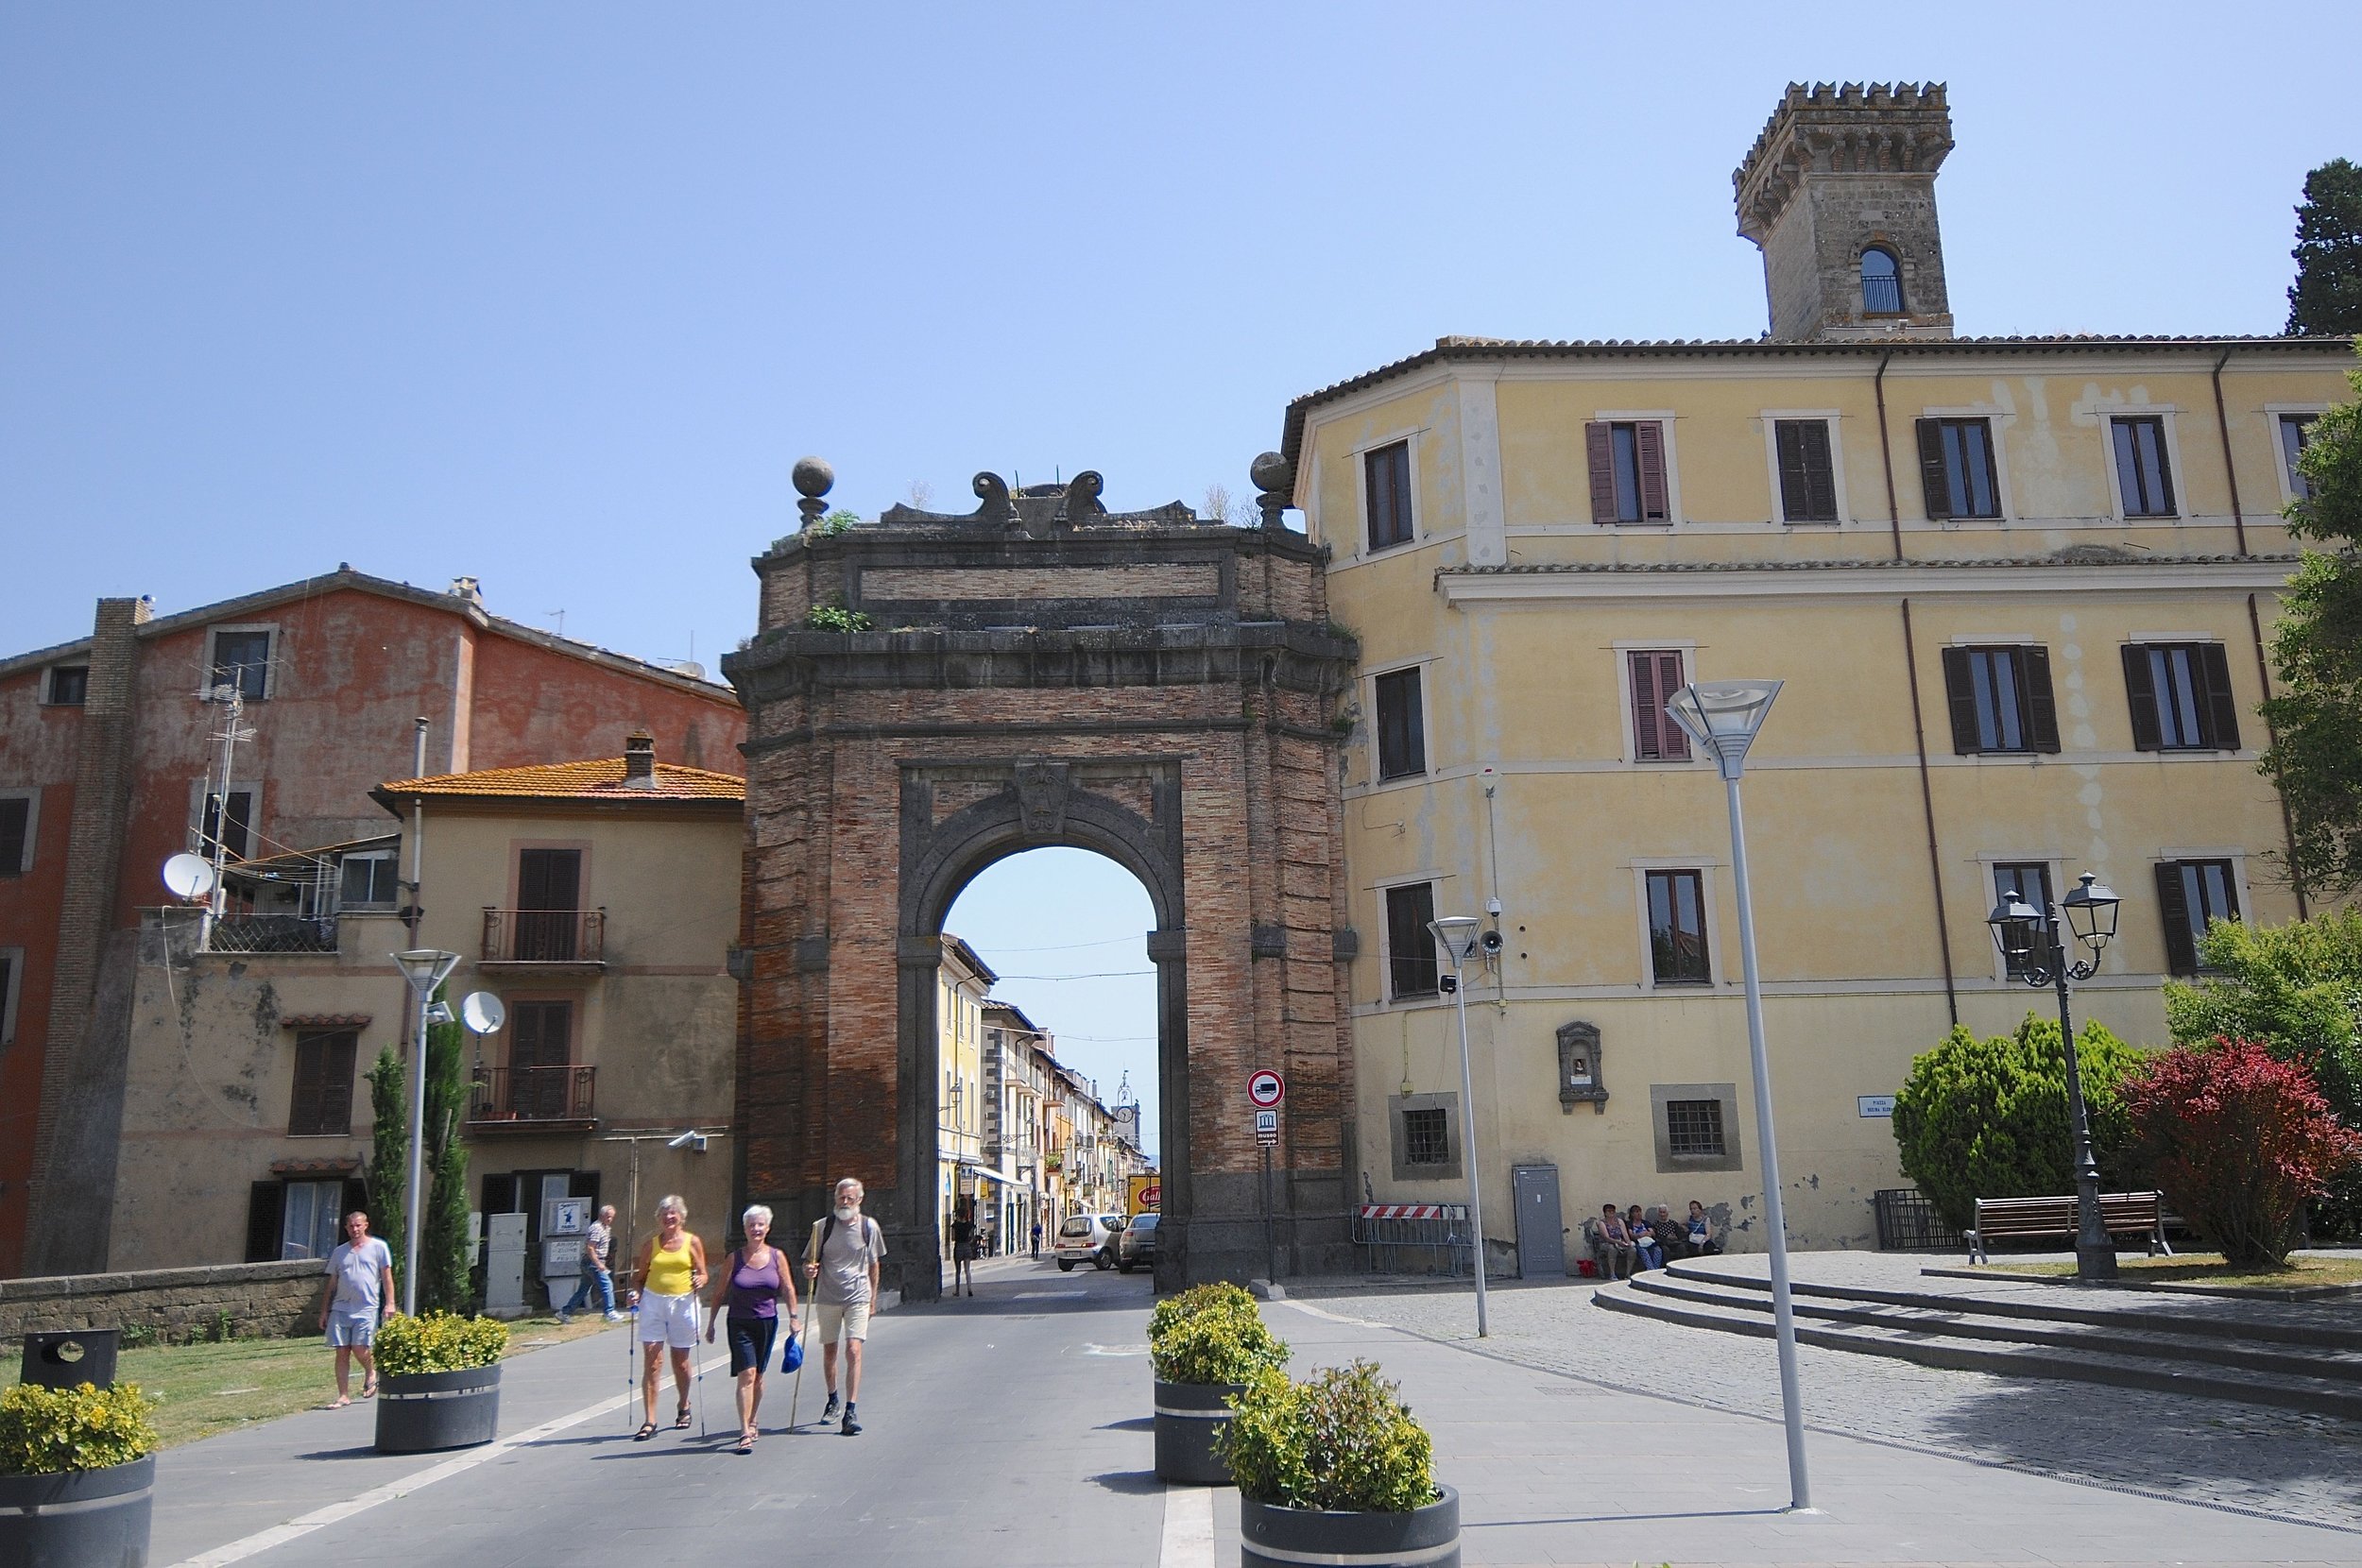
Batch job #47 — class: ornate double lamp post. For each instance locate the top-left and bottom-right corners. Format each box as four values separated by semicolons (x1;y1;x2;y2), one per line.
1984;873;2123;1284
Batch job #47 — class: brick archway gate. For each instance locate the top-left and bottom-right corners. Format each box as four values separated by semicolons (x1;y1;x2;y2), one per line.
723;465;1361;1301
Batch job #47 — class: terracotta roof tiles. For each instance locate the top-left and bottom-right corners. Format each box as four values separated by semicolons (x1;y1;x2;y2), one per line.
378;758;745;804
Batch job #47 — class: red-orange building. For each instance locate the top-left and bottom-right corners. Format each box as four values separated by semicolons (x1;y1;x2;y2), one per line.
0;568;745;1278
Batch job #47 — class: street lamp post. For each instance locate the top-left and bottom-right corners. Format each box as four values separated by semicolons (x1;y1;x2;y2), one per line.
1985;873;2123;1284
1664;679;1809;1513
1427;914;1488;1338
391;948;461;1316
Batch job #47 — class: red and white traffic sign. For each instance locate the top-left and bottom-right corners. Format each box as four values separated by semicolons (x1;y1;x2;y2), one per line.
1247;1069;1284;1108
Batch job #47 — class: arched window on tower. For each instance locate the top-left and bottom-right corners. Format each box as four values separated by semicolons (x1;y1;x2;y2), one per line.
1861;247;1903;315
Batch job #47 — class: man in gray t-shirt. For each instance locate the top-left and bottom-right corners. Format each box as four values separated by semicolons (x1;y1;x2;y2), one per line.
803;1177;886;1435
317;1211;395;1406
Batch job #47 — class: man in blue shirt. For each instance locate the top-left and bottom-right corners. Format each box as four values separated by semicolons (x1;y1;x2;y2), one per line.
317;1211;396;1406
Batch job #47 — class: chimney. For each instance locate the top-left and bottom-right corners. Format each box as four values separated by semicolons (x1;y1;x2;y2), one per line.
449;576;484;608
623;730;657;788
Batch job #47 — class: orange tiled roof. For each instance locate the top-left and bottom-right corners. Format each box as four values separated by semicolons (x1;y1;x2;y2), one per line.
379;758;745;803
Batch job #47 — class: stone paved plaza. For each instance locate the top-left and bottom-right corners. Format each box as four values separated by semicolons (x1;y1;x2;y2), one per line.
1294;1251;2362;1533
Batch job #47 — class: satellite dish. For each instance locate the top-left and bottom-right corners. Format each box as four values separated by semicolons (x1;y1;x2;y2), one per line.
460;992;506;1035
163;853;217;901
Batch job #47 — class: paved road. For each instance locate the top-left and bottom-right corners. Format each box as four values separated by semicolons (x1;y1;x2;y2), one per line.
150;1253;2362;1567
159;1253;1164;1568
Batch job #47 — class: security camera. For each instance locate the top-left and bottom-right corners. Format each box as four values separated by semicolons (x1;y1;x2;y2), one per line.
1485;898;1503;917
665;1130;708;1152
1480;929;1504;956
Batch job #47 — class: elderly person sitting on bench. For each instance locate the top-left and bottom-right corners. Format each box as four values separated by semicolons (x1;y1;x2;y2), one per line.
1589;1203;1636;1279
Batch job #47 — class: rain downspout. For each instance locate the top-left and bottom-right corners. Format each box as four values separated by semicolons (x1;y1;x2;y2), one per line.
1874;349;1902;561
2210;348;2250;558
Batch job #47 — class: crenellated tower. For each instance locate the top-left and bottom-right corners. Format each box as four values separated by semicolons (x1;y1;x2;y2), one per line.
1735;81;1956;342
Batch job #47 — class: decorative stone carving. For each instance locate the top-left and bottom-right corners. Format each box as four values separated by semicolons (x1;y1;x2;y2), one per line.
1251;452;1293;532
1557;1020;1608;1115
1012;758;1071;838
793;455;833;530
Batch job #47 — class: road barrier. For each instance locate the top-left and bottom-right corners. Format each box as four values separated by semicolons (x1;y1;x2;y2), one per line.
1351;1203;1472;1276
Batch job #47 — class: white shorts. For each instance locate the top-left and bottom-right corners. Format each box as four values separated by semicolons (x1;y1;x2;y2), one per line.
812;1299;871;1343
636;1290;698;1348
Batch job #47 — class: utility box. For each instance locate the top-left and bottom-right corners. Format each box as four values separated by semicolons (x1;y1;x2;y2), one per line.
484;1212;529;1319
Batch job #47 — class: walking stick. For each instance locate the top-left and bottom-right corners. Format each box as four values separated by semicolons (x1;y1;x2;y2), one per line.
785;1318;810;1433
625;1304;638;1434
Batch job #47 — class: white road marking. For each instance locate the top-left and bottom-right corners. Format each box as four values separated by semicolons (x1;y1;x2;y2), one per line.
1013;1290;1087;1300
163;1352;732;1568
1158;1482;1217;1568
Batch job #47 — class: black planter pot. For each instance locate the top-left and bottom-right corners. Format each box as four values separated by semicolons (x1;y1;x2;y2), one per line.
0;1456;154;1568
1241;1485;1460;1568
1152;1379;1245;1485
374;1365;503;1454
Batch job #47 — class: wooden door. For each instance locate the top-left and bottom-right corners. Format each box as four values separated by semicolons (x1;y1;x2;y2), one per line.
509;1000;573;1118
515;849;581;960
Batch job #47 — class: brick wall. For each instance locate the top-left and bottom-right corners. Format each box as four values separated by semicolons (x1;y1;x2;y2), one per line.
0;1259;327;1342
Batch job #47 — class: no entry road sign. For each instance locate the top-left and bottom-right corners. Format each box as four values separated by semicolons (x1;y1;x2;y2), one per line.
1247;1069;1284;1108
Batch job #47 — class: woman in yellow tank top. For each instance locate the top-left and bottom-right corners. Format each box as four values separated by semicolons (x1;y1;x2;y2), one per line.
626;1195;707;1440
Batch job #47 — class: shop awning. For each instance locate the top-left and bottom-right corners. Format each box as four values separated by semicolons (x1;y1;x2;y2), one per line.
960;1163;1026;1187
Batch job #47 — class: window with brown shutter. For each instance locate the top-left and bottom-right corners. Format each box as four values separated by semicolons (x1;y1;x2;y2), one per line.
1916;418;2001;520
289;1029;357;1135
2121;643;2239;752
1384;882;1440;999
1773;420;1840;523
1374;667;1426;781
1585;420;1670;524
1627;651;1690;761
1938;647;2059;755
1363;441;1412;552
2155;860;2238;977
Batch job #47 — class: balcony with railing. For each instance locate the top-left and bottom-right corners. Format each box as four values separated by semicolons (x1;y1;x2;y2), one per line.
206;914;339;954
467;1065;597;1132
480;908;607;970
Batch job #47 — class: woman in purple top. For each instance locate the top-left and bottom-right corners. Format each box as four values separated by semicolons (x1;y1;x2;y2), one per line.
705;1204;800;1452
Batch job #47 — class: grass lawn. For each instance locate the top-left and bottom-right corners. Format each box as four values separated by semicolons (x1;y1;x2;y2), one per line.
1;1312;624;1449
1995;1252;2362;1290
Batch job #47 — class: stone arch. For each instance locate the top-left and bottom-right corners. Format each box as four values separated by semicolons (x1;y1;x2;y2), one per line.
724;464;1361;1304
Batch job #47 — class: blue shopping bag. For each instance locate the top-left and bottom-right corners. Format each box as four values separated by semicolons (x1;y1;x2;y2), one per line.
779;1324;804;1373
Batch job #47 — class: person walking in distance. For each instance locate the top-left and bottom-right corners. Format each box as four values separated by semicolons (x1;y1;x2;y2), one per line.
950;1208;977;1298
705;1204;799;1454
1030;1219;1042;1260
625;1196;708;1440
317;1211;395;1406
804;1177;886;1436
557;1204;622;1325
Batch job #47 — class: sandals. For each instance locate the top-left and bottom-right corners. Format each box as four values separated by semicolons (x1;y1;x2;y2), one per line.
673;1406;693;1430
735;1429;756;1454
633;1422;658;1441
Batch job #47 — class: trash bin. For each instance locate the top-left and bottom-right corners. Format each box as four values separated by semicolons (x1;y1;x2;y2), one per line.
20;1328;121;1390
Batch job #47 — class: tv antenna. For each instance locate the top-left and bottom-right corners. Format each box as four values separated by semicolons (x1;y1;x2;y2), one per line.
192;685;258;946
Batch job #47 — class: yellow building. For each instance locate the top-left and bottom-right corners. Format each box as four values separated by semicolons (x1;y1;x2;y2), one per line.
1282;83;2354;1261
936;933;992;1253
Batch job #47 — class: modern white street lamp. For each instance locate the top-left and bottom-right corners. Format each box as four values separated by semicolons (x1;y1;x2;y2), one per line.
1664;679;1811;1512
1427;913;1488;1338
392;947;461;1315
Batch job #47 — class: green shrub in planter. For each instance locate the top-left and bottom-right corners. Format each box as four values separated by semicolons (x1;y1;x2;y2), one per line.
1148;1282;1258;1344
374;1311;508;1376
1151;1303;1289;1387
1220;1361;1438;1513
0;1382;158;1476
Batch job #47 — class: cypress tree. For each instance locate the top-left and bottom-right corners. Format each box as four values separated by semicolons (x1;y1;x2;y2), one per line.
2286;159;2362;337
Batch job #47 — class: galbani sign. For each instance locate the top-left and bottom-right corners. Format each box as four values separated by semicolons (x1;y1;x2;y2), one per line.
1127;1174;1160;1215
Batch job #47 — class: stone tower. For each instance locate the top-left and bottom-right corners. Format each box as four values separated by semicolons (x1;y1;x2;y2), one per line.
1734;82;1956;343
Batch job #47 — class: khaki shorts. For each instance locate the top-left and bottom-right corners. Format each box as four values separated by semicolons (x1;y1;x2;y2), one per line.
812;1299;871;1343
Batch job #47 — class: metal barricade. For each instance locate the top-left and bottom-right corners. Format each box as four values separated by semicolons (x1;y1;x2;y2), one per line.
1351;1203;1472;1276
1871;1187;1965;1252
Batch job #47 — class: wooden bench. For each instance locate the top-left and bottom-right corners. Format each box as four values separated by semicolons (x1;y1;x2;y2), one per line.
1966;1191;2173;1264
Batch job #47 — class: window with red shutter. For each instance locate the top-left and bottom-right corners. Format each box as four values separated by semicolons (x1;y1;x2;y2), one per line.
1628;651;1690;761
1363;442;1413;552
289;1030;357;1135
1589;421;1670;524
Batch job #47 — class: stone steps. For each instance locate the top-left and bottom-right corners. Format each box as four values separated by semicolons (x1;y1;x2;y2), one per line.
1593;1267;2362;1421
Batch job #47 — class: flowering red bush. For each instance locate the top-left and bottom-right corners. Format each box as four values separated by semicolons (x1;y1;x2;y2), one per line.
2123;1038;2362;1268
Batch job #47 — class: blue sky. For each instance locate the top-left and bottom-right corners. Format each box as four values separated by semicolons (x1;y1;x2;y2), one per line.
8;6;2355;1131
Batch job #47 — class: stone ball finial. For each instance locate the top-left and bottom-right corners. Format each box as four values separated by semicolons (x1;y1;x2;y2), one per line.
791;456;835;500
1250;452;1292;494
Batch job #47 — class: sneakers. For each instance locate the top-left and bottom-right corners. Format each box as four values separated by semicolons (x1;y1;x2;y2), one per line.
555;1310;571;1326
603;1310;625;1322
841;1405;862;1437
821;1392;839;1422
